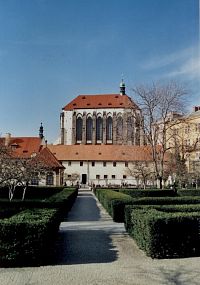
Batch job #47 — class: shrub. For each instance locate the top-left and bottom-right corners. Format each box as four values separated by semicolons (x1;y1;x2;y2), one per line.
130;196;200;206
0;208;59;266
129;208;200;258
125;204;200;234
0;187;78;266
0;186;64;200
95;189;133;222
177;190;200;196
118;189;176;198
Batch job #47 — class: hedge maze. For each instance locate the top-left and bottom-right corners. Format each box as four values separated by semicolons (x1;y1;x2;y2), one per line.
0;186;78;266
95;188;200;258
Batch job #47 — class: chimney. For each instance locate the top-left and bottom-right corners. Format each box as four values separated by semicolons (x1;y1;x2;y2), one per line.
5;133;11;146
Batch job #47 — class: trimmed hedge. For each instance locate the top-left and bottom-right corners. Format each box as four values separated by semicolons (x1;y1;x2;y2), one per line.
128;208;200;258
0;208;59;266
125;204;200;234
0;187;78;266
177;190;200;196
0;186;64;200
130;196;200;206
118;189;176;198
95;189;133;222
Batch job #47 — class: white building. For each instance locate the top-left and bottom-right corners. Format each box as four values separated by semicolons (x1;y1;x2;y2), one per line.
50;82;154;187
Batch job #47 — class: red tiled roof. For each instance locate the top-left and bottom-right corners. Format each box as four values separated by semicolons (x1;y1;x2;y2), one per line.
47;145;155;162
0;137;42;158
63;94;138;111
38;147;65;169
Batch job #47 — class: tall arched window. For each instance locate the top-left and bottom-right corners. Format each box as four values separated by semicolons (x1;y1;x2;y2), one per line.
116;116;123;140
86;117;93;141
106;117;113;140
127;116;134;142
96;117;103;140
76;117;83;141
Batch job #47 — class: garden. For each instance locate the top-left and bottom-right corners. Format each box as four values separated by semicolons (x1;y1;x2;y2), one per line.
0;186;78;267
94;187;200;258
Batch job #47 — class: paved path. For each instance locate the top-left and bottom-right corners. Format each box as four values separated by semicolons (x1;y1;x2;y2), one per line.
1;190;200;285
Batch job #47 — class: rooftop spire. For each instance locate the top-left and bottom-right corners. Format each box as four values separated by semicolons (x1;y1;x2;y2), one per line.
120;77;126;95
39;122;44;139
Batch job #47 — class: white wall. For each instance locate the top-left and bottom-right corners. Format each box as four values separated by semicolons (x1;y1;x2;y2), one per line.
62;160;137;186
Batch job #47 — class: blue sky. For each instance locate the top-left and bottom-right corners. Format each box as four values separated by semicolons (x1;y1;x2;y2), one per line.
0;0;199;143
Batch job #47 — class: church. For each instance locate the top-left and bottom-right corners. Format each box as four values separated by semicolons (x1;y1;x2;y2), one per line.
49;81;154;187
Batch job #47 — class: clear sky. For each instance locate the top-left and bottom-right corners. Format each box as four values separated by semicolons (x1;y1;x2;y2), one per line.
0;0;199;143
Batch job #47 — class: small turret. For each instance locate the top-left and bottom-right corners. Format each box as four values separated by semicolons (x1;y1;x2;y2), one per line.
39;122;44;139
120;79;126;95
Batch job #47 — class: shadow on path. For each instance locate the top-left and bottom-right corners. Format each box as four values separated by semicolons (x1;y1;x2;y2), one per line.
64;192;101;222
48;191;119;265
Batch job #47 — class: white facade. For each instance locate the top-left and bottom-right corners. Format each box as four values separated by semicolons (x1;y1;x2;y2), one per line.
63;160;137;187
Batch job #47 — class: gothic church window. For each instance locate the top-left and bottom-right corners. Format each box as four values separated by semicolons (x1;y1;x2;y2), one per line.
116;116;123;140
106;117;113;140
76;117;83;141
96;117;103;140
86;117;93;141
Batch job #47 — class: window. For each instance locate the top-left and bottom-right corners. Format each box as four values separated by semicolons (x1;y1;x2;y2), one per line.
196;123;200;132
80;161;83;166
112;175;115;179
116;116;123;140
125;161;128;167
123;175;127;179
46;172;54;186
92;161;95;167
31;176;39;186
106;117;113;140
104;175;108;179
68;161;71;166
127;116;134;141
196;152;200;160
103;161;107;167
96;175;100;179
185;126;190;134
68;174;71;178
76;117;83;141
113;161;117;167
86;117;93;141
96;117;103;140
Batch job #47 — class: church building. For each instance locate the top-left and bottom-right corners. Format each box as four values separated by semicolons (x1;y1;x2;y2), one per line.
49;81;153;187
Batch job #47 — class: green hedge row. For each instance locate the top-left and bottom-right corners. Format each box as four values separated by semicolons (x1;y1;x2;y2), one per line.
177;190;200;196
130;196;200;206
125;204;200;234
0;208;59;266
0;187;78;266
117;189;177;198
0;186;64;199
127;207;200;258
95;189;133;222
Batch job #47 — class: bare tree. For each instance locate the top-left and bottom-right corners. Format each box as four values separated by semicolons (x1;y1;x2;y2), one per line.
125;161;155;189
64;172;80;186
0;144;50;201
132;81;187;188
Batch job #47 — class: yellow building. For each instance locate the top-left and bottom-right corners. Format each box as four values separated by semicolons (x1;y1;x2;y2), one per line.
166;106;200;179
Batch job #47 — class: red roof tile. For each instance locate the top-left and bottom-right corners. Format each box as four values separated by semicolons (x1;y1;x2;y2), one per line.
63;94;138;111
0;137;42;158
47;145;156;162
38;147;64;169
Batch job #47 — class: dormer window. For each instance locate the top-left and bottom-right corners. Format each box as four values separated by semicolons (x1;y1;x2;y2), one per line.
11;143;18;150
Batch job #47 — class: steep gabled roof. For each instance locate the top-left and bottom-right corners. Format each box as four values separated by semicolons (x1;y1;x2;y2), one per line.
47;145;155;162
38;147;65;169
63;94;138;111
0;137;42;158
